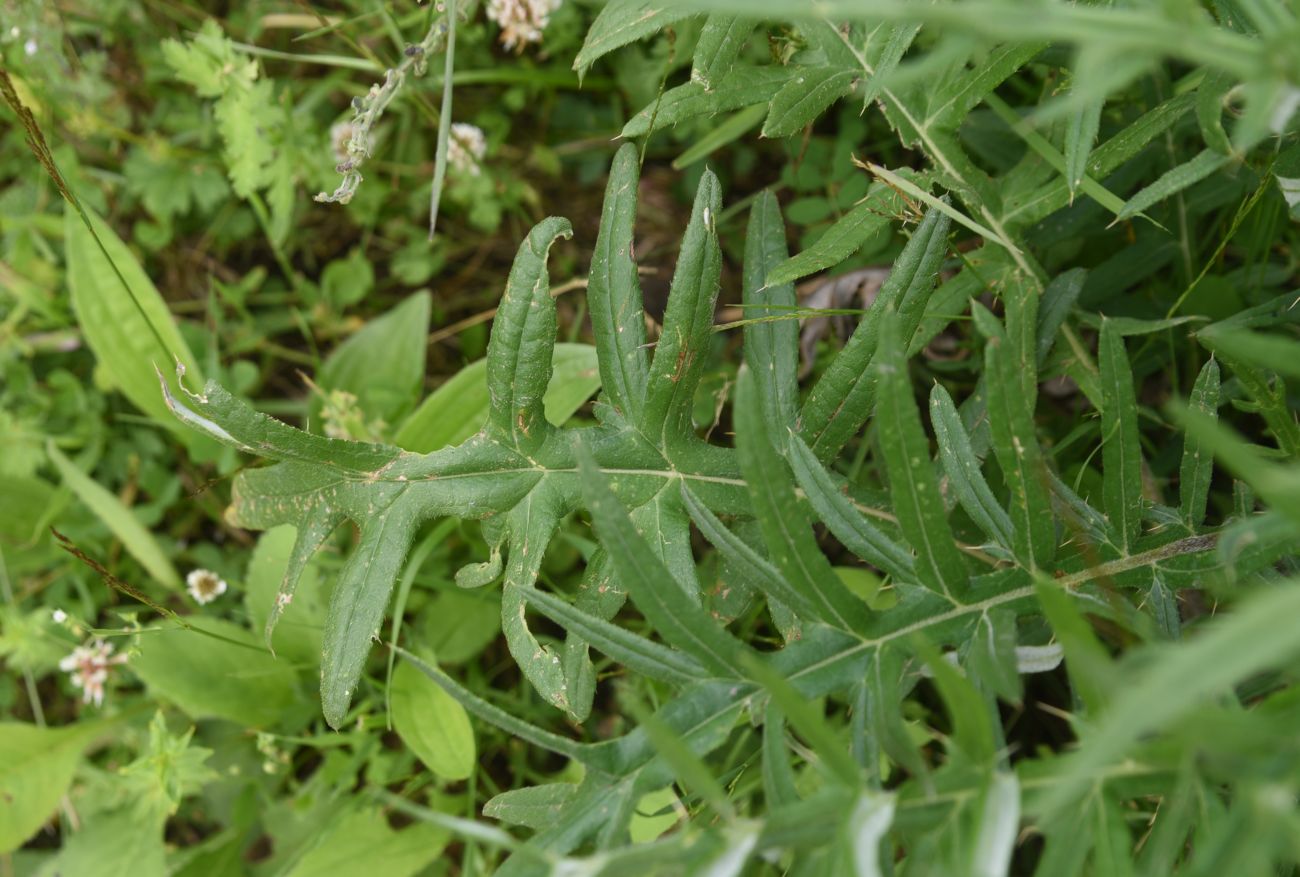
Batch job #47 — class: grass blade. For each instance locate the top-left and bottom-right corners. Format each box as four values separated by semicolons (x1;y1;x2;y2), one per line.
1179;358;1221;527
1098;320;1143;551
929;384;1015;551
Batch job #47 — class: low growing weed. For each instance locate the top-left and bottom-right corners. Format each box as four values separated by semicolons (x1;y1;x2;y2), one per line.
3;0;1300;874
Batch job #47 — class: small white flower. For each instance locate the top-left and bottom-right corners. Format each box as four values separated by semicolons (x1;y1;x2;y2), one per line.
487;0;562;51
24;38;37;56
52;608;68;624
186;569;228;605
59;639;128;707
447;123;487;177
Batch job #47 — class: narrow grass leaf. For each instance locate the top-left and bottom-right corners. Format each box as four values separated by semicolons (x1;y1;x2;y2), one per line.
1179;358;1221;526
761;705;799;807
1033;577;1115;715
673;103;767;169
1064;94;1104;199
930;384;1014;550
621;67;796;138
865;162;1021;256
741;652;861;784
1099;320;1143;551
47;444;181;592
1114;149;1232;222
681;485;821;620
970;772;1020;877
623;691;737;821
912;637;996;764
841;792;895;877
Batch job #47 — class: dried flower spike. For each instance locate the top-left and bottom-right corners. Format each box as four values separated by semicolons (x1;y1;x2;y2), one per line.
186;569;228;605
59;639;128;707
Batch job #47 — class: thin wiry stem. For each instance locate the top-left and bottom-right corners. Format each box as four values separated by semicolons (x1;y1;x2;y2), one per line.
429;0;457;240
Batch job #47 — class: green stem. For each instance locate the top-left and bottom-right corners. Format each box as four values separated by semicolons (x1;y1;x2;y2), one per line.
429;0;456;241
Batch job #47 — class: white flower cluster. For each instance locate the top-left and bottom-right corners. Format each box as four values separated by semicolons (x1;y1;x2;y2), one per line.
186;568;228;605
448;122;487;177
59;639;128;707
486;0;561;51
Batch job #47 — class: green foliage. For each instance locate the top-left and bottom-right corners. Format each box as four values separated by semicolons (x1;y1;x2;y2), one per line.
4;0;1300;873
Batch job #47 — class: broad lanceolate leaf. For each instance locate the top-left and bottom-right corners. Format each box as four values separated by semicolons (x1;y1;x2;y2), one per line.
872;313;968;599
0;721;104;854
761;66;858;138
1179;358;1221;526
642;170;723;448
394;343;601;453
1098;320;1143;551
741;190;798;426
734;370;871;633
65;207;208;452
587;142;650;423
692;15;752;90
800;205;952;462
47;443;182;592
318;291;430;429
487;217;573;456
390;658;475;781
929;384;1015;551
573;0;698;76
133;618;302;727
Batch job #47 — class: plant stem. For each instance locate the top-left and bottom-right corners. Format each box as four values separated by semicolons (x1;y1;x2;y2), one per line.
429;0;456;241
